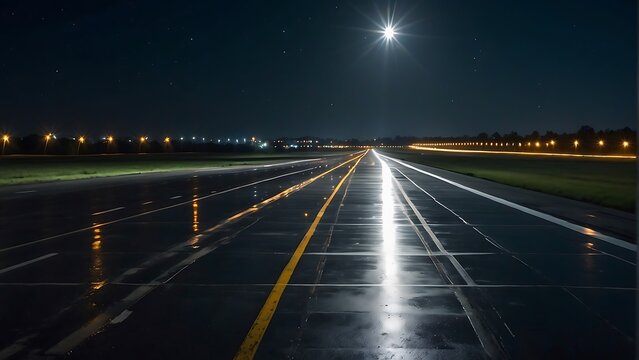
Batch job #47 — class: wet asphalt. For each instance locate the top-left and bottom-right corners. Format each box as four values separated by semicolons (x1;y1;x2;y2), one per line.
0;150;635;359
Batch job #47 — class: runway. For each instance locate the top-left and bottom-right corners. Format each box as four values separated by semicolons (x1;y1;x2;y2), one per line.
0;150;635;359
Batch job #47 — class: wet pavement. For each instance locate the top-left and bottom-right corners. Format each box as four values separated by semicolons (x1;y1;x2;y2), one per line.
0;150;635;359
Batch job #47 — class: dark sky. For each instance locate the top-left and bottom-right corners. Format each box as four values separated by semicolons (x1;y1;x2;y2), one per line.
0;1;635;139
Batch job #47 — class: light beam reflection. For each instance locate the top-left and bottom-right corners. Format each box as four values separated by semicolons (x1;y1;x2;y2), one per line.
379;159;405;346
192;177;200;234
90;224;105;290
381;161;397;281
193;198;199;233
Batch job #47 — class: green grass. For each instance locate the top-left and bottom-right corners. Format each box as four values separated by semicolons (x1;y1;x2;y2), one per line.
0;152;348;186
382;150;636;212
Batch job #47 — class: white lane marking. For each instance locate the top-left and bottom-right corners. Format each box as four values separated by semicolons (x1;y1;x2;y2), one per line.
0;253;58;275
91;207;125;216
0;166;319;253
45;222;256;356
376;152;500;357
110;310;132;324
169;195;182;200
385;164;476;285
14;190;36;194
392;167;510;253
190;158;321;172
376;151;637;251
393;166;636;266
141;201;153;205
40;157;369;356
386;156;636;340
504;322;516;338
261;158;321;167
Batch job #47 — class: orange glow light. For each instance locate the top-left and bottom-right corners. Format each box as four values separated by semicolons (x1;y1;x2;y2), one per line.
407;145;636;159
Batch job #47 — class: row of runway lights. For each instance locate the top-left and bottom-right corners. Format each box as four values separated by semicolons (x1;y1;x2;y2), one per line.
0;133;404;154
8;133;261;144
414;140;632;150
0;133;266;154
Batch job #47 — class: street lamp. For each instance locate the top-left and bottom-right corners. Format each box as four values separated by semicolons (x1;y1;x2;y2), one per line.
1;134;9;155
44;133;53;154
105;135;114;153
622;141;629;150
164;137;171;144
573;140;579;151
139;136;146;152
77;136;85;155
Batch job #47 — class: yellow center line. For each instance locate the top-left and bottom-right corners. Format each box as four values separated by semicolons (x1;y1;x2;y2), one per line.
233;149;368;360
26;152;368;358
186;151;366;246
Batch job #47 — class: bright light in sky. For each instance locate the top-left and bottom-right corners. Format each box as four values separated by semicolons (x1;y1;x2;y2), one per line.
383;25;396;41
367;3;406;48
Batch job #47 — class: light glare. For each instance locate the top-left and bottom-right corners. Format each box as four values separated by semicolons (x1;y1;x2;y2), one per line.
383;25;396;40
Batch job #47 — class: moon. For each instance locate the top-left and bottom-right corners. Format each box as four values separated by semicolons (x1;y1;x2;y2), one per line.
383;25;396;41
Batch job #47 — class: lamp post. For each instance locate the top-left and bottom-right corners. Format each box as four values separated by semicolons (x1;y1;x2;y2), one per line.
106;135;114;153
44;133;53;154
77;136;85;155
1;134;9;155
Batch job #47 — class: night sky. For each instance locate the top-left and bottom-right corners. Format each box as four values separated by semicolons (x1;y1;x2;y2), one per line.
0;1;635;139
